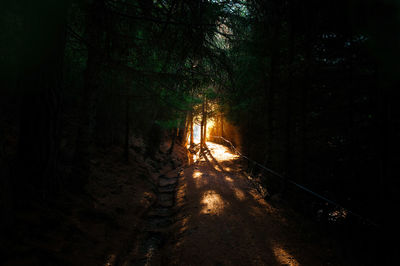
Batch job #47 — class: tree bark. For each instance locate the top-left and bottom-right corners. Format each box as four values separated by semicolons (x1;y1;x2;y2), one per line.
189;111;194;146
284;3;295;188
74;0;106;187
168;127;178;154
221;114;224;139
17;0;69;197
182;111;190;145
124;94;130;162
200;96;205;153
203;97;208;144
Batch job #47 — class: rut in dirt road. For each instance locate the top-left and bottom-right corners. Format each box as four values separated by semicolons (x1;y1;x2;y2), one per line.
166;142;336;266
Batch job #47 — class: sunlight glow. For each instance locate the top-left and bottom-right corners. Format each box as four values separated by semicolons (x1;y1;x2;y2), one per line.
200;190;226;215
225;176;234;182
190;119;216;143
233;188;246;201
193;170;209;188
179;216;190;234
272;242;300;266
207;142;239;161
193;124;201;143
193;170;202;179
205;119;215;140
104;254;116;266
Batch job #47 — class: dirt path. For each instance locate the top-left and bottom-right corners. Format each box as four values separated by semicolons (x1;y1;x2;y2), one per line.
166;142;337;266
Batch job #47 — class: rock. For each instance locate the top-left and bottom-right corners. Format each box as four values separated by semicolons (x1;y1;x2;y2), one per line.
157;193;174;207
158;193;173;202
160;165;173;175
157;199;174;208
144;217;173;230
147;207;174;218
158;185;175;193
163;168;179;178
159;177;178;187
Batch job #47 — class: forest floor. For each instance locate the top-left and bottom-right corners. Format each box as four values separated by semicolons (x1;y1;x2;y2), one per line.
163;142;354;266
2;141;360;265
2;138;188;266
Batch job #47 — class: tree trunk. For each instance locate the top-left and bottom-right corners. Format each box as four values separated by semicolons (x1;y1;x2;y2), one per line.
264;20;280;168
203;97;208;144
74;0;106;187
301;3;312;183
189;111;194;146
200;97;205;153
17;0;69;198
124;95;130;162
169;127;178;154
182;111;190;145
284;4;295;189
221;114;224;139
215;114;219;143
178;112;188;144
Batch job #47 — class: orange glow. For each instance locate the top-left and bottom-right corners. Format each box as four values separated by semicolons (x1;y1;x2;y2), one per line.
272;242;300;266
200;190;226;215
179;216;190;234
207;142;239;161
193;171;209;188
189;119;216;143
193;170;202;178
104;254;116;266
233;188;246;201
205;119;215;140
225;176;234;182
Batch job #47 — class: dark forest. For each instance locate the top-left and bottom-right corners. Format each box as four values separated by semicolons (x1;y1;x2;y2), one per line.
1;0;398;265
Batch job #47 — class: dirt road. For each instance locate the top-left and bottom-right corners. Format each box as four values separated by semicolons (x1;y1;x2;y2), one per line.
166;142;338;266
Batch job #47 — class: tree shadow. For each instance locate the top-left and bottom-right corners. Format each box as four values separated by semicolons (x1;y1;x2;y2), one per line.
172;143;314;265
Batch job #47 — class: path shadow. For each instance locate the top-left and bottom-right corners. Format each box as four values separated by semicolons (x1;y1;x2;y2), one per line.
169;143;312;265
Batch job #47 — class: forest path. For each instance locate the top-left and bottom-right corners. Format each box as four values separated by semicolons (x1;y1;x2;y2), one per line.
166;142;330;266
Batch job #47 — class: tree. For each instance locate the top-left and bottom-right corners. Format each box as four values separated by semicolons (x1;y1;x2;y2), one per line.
17;0;70;196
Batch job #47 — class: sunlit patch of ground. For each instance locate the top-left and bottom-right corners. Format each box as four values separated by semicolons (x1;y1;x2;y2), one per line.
168;141;335;266
271;241;300;266
192;153;199;162
193;170;202;179
233;188;246;201
206;142;239;161
195;175;209;189
200;190;226;215
104;254;116;266
225;176;234;182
